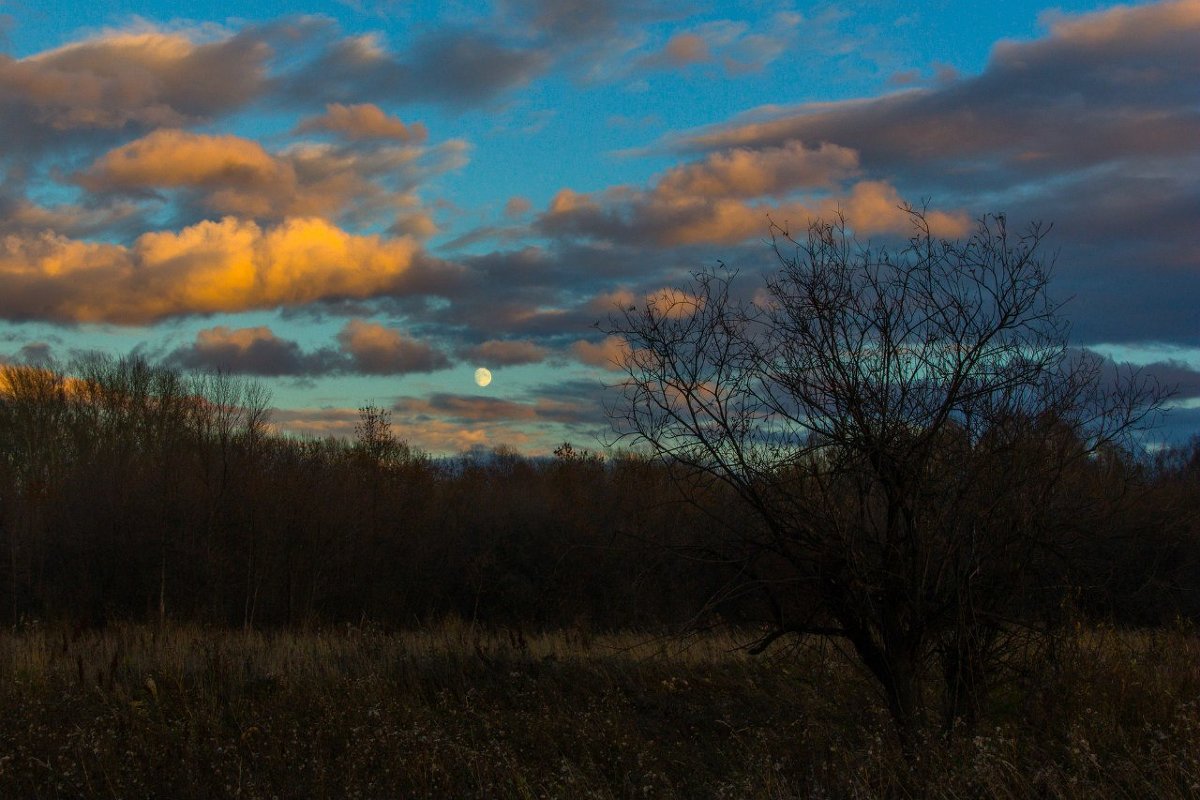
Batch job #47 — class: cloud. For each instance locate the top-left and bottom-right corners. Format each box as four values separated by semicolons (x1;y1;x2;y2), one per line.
272;384;605;454
272;405;526;452
78;128;467;227
281;29;548;108
17;342;55;366
571;336;630;369
635;14;802;75
461;339;549;366
0;26;276;148
165;325;340;376
167;319;450;376
640;33;711;69
295;102;428;142
504;196;532;218
337;319;450;374
80;129;285;198
1118;358;1200;403
395;392;595;425
537;174;969;247
509;0;638;42
656;140;859;199
669;1;1200;187
0;217;427;323
0;193;144;239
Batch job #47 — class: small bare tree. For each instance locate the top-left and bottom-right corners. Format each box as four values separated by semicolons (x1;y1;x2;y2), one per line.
608;209;1165;743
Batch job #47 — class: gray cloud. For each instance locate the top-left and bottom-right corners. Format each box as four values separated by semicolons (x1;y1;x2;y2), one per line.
279;29;548;109
460;339;550;367
0;23;285;152
164;320;450;376
164;326;341;376
337;318;451;374
670;2;1200;192
394;391;596;425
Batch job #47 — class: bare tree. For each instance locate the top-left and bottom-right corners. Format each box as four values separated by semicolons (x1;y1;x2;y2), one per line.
607;209;1166;743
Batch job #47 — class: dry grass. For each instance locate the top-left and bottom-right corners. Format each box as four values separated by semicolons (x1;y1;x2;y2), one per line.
1;620;1198;798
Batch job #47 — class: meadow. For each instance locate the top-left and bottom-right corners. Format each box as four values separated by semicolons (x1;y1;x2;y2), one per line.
2;620;1198;799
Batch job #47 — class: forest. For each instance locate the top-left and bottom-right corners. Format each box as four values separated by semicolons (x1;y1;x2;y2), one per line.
1;354;1197;635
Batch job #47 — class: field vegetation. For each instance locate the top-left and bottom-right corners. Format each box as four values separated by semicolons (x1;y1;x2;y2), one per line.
2;620;1199;798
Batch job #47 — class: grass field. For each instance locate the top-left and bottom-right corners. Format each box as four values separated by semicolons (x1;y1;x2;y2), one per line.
1;620;1198;798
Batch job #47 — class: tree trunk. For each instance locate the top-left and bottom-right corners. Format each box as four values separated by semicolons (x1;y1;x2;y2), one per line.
847;628;926;754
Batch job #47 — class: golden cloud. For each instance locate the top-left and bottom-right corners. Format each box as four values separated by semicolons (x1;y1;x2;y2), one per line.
296;103;428;142
0;217;421;323
78;129;458;224
656;140;859;199
539;173;970;246
81;129;283;190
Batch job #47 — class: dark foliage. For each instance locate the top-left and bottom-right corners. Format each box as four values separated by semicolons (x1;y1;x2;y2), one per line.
0;356;718;631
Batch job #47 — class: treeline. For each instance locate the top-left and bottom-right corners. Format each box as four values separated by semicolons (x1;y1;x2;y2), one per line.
0;356;719;630
0;355;1197;631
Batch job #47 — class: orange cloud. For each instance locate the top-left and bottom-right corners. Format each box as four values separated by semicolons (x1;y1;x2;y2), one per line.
0;217;423;323
536;133;969;247
571;336;630;370
82;129;281;190
816;182;970;239
645;287;706;318
664;33;711;65
296;103;428;142
539;169;969;247
657;140;859;199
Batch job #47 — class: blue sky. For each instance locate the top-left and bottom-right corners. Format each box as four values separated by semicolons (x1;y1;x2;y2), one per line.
1;0;1197;452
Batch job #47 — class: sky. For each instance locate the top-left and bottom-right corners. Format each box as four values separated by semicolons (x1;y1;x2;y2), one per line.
0;0;1197;454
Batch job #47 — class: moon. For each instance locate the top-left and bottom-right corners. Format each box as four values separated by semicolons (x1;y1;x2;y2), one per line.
474;367;493;387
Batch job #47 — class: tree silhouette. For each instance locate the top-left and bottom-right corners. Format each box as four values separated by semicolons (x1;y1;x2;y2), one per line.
607;209;1167;742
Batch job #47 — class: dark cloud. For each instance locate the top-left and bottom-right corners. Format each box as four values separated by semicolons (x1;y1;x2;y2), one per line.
165;321;450;377
670;2;1200;191
1155;406;1200;446
337;318;451;374
507;0;638;41
164;326;341;376
16;341;54;366
1124;359;1200;402
460;339;550;366
279;29;548;108
395;391;596;425
0;23;283;152
636;0;1200;352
